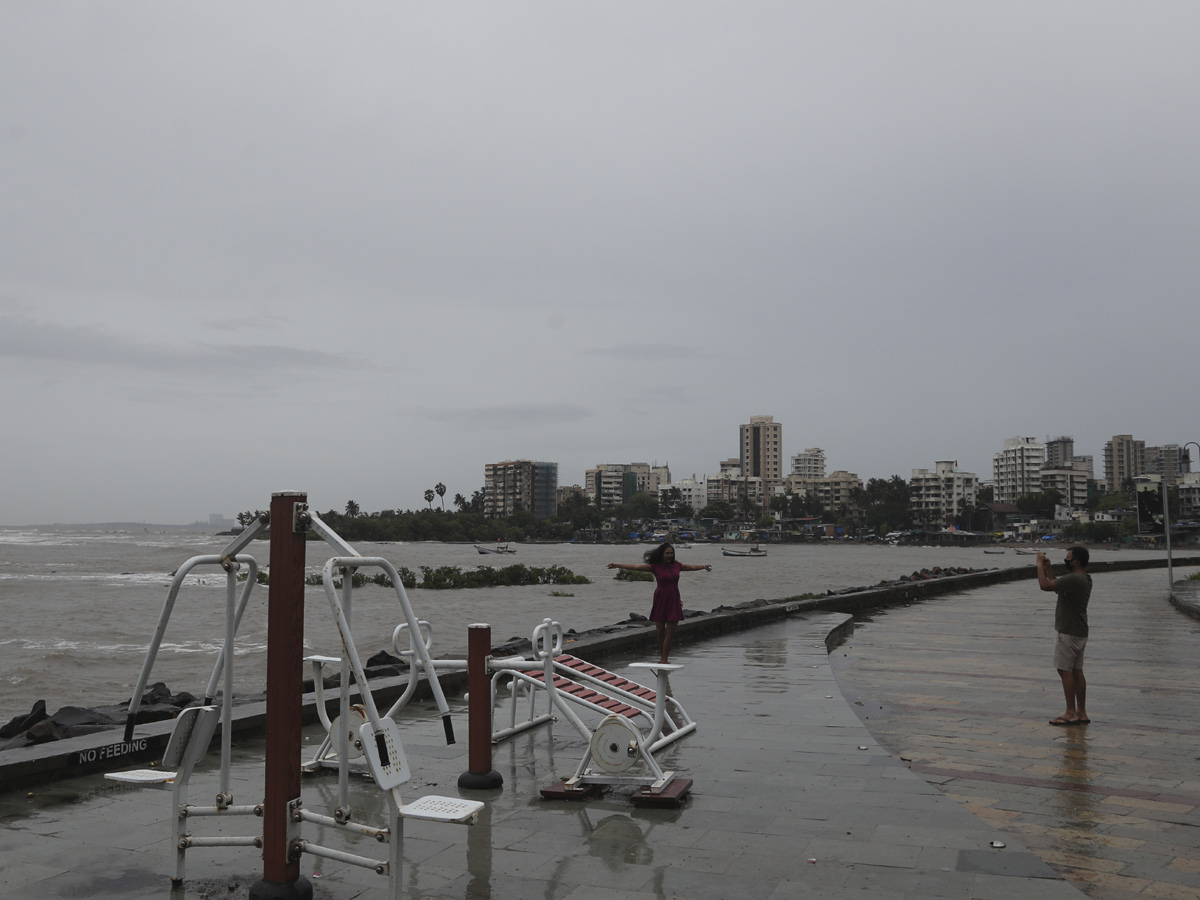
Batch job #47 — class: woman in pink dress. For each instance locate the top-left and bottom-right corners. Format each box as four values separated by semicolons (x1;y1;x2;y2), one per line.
608;543;711;663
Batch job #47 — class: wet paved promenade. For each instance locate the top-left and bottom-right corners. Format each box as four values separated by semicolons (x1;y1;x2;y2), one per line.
1;565;1195;899
833;567;1200;900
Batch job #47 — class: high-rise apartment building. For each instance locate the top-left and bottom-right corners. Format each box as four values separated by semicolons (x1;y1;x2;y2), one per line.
740;415;783;490
1145;444;1191;487
1045;437;1075;469
993;437;1045;504
1104;435;1145;492
483;460;558;519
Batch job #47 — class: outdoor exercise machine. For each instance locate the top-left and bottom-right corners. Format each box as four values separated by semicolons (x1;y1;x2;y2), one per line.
108;492;480;900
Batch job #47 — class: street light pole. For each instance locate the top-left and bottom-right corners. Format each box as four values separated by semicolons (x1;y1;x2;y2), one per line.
1165;441;1200;592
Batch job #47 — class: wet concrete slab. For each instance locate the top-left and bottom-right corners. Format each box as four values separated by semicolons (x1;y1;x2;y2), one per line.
0;607;1098;900
833;566;1200;900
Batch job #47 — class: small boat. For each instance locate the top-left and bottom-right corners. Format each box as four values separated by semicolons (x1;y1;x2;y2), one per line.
475;543;516;555
674;542;693;550
983;549;1006;555
722;545;767;558
1014;549;1038;555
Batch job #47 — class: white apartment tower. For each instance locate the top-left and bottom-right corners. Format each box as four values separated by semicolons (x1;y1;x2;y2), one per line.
909;461;978;527
790;448;826;481
993;437;1045;504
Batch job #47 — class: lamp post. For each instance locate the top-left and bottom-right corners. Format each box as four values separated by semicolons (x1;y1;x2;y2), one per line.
1165;441;1200;590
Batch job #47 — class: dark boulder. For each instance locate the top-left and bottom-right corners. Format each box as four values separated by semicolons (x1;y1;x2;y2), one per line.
0;699;47;739
48;706;118;728
27;719;65;743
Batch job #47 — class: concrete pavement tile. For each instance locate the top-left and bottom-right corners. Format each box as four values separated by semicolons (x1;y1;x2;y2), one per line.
957;848;1062;878
805;836;921;868
1168;855;1200;874
969;873;1091;900
525;854;656;892
872;823;1006;850
839;866;979;898
422;844;561;880
0;864;166;900
0;860;69;893
558;887;660;900
652;864;786;900
1143;881;1200;900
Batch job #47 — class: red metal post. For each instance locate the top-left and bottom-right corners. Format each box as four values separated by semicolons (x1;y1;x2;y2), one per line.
457;623;503;790
250;492;312;900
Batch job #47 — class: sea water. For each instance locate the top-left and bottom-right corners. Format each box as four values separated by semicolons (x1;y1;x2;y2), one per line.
0;526;1163;724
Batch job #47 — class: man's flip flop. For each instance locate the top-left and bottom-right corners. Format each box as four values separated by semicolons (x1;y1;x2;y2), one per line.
1048;717;1076;726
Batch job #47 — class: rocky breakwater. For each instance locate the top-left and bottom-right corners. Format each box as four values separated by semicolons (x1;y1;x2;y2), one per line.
0;650;411;752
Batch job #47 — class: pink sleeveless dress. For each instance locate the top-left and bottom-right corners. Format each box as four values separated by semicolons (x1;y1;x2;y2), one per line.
649;561;683;622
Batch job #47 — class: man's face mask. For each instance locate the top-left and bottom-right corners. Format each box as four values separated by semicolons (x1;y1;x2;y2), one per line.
1063;557;1073;569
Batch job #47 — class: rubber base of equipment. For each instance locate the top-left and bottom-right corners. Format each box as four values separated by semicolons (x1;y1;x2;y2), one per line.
539;780;607;801
631;778;693;808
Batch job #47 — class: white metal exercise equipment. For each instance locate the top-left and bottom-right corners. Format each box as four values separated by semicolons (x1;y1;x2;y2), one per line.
108;508;479;899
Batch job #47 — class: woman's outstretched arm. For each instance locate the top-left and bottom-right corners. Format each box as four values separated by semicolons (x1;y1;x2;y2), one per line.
607;562;653;571
679;564;712;572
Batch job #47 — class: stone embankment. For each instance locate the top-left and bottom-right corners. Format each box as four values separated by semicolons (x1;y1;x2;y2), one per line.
3;555;1198;792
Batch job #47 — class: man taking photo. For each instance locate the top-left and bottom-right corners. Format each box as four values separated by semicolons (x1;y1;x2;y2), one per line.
1037;546;1092;726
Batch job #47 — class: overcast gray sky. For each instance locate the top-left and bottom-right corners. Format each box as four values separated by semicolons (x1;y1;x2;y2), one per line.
3;3;1197;525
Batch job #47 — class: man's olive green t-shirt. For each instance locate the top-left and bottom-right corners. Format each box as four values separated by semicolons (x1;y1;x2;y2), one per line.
1054;572;1092;637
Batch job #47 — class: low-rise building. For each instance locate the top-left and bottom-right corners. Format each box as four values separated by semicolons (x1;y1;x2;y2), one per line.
909;461;977;528
809;470;863;516
658;477;707;516
1040;465;1089;509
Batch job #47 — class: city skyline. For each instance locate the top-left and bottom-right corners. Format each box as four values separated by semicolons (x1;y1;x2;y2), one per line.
3;5;1198;526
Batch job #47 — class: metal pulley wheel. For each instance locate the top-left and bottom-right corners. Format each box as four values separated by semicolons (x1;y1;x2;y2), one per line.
329;704;368;759
589;715;641;774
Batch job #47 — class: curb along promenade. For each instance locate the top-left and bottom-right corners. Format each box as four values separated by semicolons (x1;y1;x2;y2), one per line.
3;555;1196;794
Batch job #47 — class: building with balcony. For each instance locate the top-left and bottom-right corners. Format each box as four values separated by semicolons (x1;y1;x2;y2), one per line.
740;415;783;493
1040;466;1089;509
809;470;863;516
706;468;765;514
1177;472;1200;521
1045;436;1075;469
993;437;1045;504
1145;444;1192;487
909;461;978;528
483;460;558;519
658;477;707;517
789;448;825;481
1104;434;1145;492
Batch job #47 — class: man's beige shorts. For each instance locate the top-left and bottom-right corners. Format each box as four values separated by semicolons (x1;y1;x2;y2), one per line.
1054;632;1087;671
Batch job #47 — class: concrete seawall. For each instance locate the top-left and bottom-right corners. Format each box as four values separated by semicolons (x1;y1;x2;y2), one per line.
3;555;1197;793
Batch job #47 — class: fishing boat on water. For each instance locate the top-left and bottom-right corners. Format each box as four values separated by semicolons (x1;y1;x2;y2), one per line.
722;544;767;558
475;542;516;555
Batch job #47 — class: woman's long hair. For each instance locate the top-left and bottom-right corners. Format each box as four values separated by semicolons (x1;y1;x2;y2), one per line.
643;542;674;565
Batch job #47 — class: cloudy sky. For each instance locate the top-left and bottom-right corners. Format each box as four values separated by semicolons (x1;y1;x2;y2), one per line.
2;3;1198;525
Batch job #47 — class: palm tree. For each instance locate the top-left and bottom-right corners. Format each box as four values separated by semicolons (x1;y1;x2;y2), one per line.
424;489;436;510
453;493;467;512
435;482;447;511
345;500;361;518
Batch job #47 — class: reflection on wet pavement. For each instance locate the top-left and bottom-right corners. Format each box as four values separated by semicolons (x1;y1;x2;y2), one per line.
833;568;1200;900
